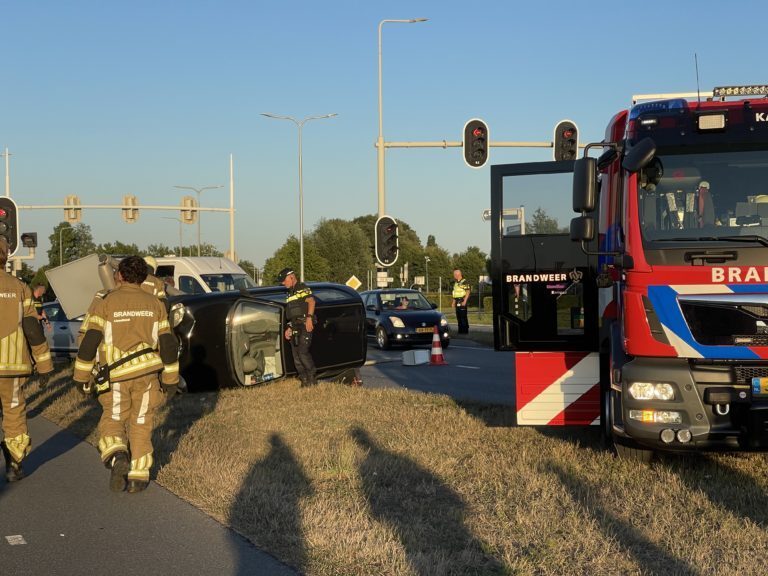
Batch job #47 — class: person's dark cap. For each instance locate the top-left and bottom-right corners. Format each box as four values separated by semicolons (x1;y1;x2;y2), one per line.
277;268;295;282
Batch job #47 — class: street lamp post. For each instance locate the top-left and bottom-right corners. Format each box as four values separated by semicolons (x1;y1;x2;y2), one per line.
261;112;338;282
377;17;428;217
59;226;74;266
425;255;430;294
173;184;223;256
162;216;184;256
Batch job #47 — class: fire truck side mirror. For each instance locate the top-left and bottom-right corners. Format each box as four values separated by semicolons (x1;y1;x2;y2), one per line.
570;215;594;242
622;137;657;174
573;157;598;213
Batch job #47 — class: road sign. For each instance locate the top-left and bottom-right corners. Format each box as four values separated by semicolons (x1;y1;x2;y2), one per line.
346;275;362;290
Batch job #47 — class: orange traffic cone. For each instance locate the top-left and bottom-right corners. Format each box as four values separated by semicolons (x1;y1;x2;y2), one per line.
430;325;447;365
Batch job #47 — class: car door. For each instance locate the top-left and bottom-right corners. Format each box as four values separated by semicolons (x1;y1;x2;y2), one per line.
490;160;600;425
225;299;286;386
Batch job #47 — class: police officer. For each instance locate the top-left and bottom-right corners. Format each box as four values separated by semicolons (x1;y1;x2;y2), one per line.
0;238;53;482
277;268;317;387
74;255;179;493
451;268;471;334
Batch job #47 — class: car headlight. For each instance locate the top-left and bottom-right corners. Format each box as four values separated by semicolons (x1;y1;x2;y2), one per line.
169;303;187;328
389;316;405;328
628;381;675;401
440;316;448;327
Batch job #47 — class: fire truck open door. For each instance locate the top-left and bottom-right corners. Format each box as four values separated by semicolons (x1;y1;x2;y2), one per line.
490;161;600;425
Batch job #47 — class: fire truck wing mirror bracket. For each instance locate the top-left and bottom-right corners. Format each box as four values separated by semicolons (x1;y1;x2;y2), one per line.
622;137;656;174
573;157;598;213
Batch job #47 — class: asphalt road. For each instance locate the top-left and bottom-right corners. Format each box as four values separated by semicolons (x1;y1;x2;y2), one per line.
361;331;516;407
0;416;296;576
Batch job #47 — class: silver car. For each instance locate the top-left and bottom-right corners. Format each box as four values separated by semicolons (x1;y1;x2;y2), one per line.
42;301;83;358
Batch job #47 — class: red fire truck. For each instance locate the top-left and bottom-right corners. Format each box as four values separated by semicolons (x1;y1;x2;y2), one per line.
491;85;768;461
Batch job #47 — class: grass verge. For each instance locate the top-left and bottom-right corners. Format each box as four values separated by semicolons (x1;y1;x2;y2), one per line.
26;367;768;576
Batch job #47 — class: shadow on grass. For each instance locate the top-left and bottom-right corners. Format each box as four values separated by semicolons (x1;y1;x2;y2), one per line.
151;389;220;477
455;400;517;428
229;433;311;575
547;460;698;576
351;426;508;576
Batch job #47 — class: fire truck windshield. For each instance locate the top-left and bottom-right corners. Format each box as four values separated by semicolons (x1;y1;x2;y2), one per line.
638;147;768;246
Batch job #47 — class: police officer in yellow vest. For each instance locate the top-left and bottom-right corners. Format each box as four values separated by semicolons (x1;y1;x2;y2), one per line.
74;256;179;493
278;267;317;387
0;238;53;482
451;268;471;334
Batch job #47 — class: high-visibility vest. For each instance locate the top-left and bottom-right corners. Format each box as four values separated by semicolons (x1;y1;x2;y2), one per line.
452;278;470;300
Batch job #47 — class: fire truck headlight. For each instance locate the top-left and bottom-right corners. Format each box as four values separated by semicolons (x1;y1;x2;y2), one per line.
389;316;405;328
628;381;675;401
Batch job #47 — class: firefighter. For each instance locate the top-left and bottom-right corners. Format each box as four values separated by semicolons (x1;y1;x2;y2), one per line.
451;268;471;335
0;237;53;482
141;255;168;305
74;255;179;493
277;268;317;387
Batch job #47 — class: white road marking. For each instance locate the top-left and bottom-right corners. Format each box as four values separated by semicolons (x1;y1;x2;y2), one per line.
6;535;27;545
456;365;480;369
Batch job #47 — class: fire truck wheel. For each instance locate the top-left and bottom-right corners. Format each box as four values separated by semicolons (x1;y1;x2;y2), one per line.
614;440;654;464
376;326;390;350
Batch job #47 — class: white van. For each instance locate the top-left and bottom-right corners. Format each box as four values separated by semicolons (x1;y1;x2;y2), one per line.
155;257;255;295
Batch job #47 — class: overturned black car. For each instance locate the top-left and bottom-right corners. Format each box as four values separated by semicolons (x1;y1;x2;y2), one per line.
169;283;367;391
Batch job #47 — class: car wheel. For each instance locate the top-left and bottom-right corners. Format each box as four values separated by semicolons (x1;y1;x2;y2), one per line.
441;339;450;349
376;326;390;350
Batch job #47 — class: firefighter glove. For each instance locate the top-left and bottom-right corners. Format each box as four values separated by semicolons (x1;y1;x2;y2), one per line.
162;384;178;398
38;372;51;388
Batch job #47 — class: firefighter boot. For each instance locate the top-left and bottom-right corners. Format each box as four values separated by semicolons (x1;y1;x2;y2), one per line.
109;451;130;492
127;453;153;494
2;434;31;483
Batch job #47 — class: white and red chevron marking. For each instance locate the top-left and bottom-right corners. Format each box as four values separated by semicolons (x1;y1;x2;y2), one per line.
515;351;600;425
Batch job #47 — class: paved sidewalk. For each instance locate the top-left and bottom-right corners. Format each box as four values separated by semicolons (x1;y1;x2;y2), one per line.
0;416;296;576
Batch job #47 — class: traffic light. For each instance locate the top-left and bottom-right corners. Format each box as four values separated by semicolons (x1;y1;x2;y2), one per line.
375;215;399;267
180;195;198;224
122;194;139;223
553;120;579;161
20;232;38;248
64;195;82;223
463;118;489;168
0;197;19;256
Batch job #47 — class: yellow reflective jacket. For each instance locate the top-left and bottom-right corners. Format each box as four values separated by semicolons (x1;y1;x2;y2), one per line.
0;270;53;376
74;283;178;385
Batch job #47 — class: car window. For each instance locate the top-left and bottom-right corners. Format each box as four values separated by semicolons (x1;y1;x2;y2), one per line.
179;276;207;295
311;287;357;303
378;292;431;311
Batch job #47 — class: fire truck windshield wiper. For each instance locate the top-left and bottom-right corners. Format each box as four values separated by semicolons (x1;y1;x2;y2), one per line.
654;235;768;247
715;235;768;247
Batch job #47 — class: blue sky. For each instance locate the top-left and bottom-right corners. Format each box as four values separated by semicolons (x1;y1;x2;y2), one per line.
1;0;763;270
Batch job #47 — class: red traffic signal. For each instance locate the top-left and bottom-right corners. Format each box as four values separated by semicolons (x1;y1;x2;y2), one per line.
553;120;579;161
375;215;399;267
0;197;20;255
463;118;489;169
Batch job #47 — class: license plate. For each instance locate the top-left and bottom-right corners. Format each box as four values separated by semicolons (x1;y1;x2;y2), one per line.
751;377;768;396
415;327;433;333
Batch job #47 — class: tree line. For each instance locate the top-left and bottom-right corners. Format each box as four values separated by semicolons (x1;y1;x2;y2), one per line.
19;207;564;292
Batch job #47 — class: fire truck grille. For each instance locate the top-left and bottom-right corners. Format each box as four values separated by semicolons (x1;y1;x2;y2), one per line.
733;334;768;346
735;366;768;384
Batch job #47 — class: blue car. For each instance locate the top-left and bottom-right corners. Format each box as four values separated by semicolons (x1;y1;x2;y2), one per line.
361;289;450;350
